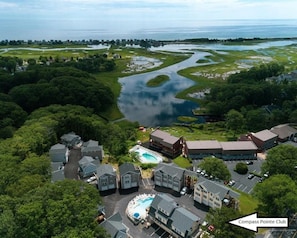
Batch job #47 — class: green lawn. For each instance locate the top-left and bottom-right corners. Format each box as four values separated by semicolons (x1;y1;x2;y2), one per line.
173;156;192;169
237;190;259;214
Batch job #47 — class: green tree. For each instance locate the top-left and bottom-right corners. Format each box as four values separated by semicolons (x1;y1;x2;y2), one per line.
225;109;245;136
0;209;17;238
199;157;231;181
206;206;255;238
235;162;248;174
253;174;297;216
261;144;297;181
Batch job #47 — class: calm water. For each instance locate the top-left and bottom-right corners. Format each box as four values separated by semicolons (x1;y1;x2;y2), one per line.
118;40;297;126
118;52;212;126
1;19;297;40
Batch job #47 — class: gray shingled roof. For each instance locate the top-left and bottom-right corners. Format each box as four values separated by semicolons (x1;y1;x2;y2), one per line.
151;129;180;145
252;129;278;141
60;132;81;142
196;178;240;200
171;207;200;234
158;197;178;216
97;164;116;177
49;143;67;152
51;162;65;182
79;156;95;166
119;162;138;176
154;163;184;180
83;139;99;147
220;141;258;151
186;140;221;150
270;124;297;140
100;212;127;238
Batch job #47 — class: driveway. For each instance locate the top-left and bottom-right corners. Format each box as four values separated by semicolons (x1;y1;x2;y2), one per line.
64;148;81;179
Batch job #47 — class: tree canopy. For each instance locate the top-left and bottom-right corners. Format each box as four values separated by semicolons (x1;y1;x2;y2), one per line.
204;62;297;131
199;157;231;181
206;206;255;238
261;144;297;181
0;180;108;238
253;174;297;216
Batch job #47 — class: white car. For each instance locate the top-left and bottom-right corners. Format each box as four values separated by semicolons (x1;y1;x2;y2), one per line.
180;187;188;195
196;168;202;173
228;180;235;186
87;176;97;183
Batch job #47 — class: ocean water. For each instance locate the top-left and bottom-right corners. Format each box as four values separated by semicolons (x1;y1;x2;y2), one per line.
1;19;297;41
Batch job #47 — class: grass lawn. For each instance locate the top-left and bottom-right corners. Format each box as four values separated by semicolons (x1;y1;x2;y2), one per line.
173;156;192;169
237;190;259;214
161;123;237;141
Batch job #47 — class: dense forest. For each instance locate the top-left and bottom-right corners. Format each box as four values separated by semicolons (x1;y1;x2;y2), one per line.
204;62;297;131
0;54;138;237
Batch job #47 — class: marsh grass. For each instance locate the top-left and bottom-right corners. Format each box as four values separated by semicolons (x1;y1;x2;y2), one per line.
146;75;170;87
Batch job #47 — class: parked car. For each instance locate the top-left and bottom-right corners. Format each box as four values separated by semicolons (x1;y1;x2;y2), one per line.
247;174;254;179
87;176;97;183
228;180;235;186
180;186;188;195
196;168;202;173
208;225;215;232
263;172;269;178
246;161;253;165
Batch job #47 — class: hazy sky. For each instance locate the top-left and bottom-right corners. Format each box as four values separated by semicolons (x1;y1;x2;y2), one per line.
1;0;297;27
1;0;297;40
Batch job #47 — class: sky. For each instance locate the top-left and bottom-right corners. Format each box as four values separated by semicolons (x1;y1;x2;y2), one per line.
1;0;297;39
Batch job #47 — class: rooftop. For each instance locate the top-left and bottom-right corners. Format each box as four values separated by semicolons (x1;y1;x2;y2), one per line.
251;129;278;141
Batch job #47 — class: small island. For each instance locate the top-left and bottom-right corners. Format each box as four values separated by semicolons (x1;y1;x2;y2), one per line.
146;75;170;87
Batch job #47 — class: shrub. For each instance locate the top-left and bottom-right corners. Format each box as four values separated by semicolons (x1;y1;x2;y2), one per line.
235;162;248;174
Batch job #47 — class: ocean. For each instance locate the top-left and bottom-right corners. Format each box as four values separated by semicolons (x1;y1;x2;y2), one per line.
1;19;297;41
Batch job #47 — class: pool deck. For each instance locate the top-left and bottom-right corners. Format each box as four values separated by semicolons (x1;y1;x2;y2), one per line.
129;145;163;164
126;193;155;224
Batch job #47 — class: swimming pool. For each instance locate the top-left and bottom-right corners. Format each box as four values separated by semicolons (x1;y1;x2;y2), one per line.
126;194;155;224
130;145;163;164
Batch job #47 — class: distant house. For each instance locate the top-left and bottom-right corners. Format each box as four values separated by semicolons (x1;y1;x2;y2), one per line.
51;162;65;182
183;140;222;159
97;164;117;192
150;129;182;157
194;178;239;209
60;132;81;148
154;163;185;192
270;124;297;142
119;162;140;190
100;212;129;238
220;141;258;160
250;129;278;151
148;193;200;238
49;143;69;163
81;140;104;160
78;156;100;178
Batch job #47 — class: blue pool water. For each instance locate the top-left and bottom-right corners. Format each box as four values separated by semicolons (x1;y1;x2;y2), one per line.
132;197;154;220
142;152;158;162
132;146;162;163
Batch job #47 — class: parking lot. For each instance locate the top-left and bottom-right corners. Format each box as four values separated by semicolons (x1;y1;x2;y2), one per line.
224;158;265;194
194;157;266;194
